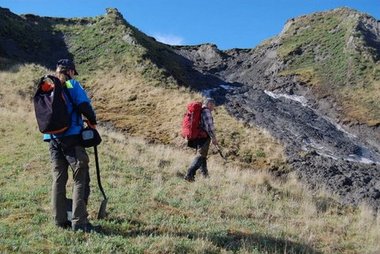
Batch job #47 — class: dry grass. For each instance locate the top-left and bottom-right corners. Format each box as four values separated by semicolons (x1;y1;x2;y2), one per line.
85;67;285;169
99;129;380;253
2;63;380;253
340;82;380;126
88;69;197;144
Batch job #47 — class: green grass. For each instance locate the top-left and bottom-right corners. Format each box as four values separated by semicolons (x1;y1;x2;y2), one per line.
48;8;177;90
1;89;380;253
277;8;380;125
1;8;380;253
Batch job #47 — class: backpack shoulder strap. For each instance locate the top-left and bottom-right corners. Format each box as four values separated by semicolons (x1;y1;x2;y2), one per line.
62;80;81;124
63;86;75;106
63;80;75;106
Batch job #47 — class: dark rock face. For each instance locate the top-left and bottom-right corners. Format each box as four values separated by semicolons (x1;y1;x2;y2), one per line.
223;85;380;208
172;14;380;209
292;154;380;208
226;87;380;162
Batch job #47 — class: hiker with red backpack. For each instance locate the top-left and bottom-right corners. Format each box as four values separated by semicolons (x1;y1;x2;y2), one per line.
183;98;218;181
34;59;99;232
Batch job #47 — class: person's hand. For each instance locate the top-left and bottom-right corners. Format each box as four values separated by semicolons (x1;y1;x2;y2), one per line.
88;123;97;129
212;137;219;146
84;120;97;129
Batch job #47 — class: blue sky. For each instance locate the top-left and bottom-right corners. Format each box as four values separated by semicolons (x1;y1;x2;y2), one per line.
2;0;379;50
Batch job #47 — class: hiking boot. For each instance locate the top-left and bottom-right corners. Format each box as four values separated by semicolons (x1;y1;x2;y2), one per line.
72;223;101;233
202;172;209;178
56;220;71;229
184;175;195;182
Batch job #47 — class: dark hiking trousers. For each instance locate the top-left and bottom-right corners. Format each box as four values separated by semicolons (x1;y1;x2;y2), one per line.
197;137;211;158
185;137;210;180
49;141;90;228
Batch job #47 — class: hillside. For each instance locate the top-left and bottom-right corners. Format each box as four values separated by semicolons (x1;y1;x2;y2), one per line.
173;8;380;208
277;8;380;127
1;6;380;253
175;8;380;144
0;7;284;169
1;82;379;253
1;4;380;208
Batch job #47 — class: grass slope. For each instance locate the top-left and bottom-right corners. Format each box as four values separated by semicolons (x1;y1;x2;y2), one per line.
278;8;380;126
1;8;380;253
1;64;380;253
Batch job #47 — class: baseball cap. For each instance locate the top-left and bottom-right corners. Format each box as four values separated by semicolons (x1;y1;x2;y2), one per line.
56;59;79;75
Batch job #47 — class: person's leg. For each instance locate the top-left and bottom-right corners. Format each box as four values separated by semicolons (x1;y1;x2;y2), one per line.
184;155;203;181
200;158;209;177
184;138;210;181
49;141;69;227
198;138;210;158
198;138;210;177
64;146;90;229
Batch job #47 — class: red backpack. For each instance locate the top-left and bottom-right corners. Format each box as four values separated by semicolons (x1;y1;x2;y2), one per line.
181;101;208;140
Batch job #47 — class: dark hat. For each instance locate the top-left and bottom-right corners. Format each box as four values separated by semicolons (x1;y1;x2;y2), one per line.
56;59;78;75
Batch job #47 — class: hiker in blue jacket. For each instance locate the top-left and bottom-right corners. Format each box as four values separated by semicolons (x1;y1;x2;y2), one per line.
46;59;98;232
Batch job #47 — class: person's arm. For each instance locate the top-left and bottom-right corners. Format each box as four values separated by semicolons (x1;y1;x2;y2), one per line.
78;102;97;126
202;109;217;144
71;80;97;127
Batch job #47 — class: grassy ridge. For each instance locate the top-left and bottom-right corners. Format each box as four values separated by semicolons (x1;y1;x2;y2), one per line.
1;64;380;253
51;8;176;88
278;8;380;125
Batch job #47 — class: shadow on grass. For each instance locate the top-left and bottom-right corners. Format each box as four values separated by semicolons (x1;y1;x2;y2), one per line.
97;218;320;254
1;8;74;71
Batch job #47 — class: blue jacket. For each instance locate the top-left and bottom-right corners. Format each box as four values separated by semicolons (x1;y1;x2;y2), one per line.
43;79;95;141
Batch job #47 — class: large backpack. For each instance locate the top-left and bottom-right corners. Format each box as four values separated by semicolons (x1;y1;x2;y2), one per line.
33;75;71;134
181;101;208;140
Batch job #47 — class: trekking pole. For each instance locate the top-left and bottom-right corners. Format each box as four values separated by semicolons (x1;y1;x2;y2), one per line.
215;144;226;160
94;145;108;219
